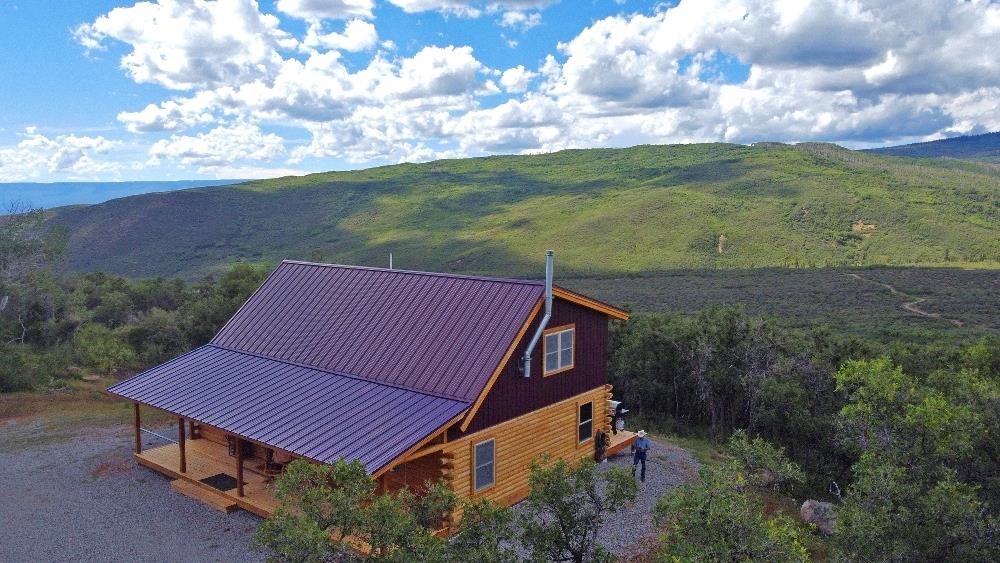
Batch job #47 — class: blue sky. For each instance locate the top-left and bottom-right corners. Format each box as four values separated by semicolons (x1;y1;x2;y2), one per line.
1;0;998;182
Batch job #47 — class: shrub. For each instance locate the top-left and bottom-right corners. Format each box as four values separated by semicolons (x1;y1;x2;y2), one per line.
72;324;135;373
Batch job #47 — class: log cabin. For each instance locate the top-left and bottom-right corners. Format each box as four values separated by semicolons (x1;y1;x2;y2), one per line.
107;252;633;517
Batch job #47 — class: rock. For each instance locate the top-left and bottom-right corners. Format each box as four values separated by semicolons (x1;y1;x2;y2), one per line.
81;375;101;382
800;499;837;535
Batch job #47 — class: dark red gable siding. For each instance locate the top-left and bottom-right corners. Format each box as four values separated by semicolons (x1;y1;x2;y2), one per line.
458;297;609;435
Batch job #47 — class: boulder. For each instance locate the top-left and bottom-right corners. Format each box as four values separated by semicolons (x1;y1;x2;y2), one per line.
800;499;837;535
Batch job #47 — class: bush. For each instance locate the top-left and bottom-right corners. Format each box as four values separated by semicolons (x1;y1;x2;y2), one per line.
653;435;810;562
0;344;35;392
72;324;135;373
520;457;638;563
833;358;1000;561
125;308;189;365
254;459;456;561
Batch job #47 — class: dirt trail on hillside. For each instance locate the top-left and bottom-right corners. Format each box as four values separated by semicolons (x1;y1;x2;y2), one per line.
846;273;964;327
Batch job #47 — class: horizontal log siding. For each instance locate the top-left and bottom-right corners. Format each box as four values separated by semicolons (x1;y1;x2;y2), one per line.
441;385;612;508
194;423;267;460
461;298;609;435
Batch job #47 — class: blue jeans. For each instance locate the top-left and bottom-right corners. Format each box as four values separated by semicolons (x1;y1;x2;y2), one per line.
632;450;647;481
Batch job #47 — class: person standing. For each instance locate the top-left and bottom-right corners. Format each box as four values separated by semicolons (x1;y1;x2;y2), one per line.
632;430;651;482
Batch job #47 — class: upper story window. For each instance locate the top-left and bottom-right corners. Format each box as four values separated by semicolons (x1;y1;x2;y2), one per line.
543;324;575;376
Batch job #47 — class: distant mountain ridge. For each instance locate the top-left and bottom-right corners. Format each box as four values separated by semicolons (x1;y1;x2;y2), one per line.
1;179;244;209
864;132;1000;162
46;143;999;279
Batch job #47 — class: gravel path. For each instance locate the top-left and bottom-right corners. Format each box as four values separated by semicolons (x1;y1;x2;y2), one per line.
597;438;701;557
510;437;701;559
0;420;698;562
0;421;262;563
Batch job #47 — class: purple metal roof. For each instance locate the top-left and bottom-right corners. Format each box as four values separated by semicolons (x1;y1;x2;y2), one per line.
211;261;545;402
108;345;468;473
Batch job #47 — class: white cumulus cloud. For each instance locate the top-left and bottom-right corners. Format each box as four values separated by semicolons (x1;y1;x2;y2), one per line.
500;10;542;30
388;1;556;17
0;128;121;181
74;0;294;91
148;123;286;171
302;19;378;52
537;0;1000;147
276;0;374;20
61;0;1000;180
500;65;536;93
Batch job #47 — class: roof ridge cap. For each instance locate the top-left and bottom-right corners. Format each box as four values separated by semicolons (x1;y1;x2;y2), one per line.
206;344;470;403
280;259;545;286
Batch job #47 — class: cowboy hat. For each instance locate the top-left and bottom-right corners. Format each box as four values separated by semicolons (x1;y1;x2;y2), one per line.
637;430;646;438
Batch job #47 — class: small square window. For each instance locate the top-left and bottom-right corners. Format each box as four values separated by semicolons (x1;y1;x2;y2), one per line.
474;439;495;491
579;401;593;443
543;325;574;376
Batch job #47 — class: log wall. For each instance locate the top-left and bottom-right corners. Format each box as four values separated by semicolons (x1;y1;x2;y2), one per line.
438;384;612;507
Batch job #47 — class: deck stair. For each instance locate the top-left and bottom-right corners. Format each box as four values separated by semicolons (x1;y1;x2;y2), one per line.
170;479;238;513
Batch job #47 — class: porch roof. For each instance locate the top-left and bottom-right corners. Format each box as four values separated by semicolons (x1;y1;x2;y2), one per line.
108;344;469;474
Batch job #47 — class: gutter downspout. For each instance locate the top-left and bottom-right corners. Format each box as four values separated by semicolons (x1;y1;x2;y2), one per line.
522;250;554;378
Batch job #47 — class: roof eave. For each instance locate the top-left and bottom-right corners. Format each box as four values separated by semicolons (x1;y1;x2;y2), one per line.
552;286;630;320
369;408;469;478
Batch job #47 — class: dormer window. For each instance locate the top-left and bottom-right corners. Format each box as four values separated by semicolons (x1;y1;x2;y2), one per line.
543;324;574;376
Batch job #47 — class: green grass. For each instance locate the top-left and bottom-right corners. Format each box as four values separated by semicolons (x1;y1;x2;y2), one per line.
48;142;999;279
0;377;170;452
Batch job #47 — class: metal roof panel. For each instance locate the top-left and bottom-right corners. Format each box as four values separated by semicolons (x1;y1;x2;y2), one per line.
210;261;544;402
108;345;468;474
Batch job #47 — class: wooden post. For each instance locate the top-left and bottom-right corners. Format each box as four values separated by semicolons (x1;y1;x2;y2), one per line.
178;417;186;473
236;438;245;497
133;403;141;454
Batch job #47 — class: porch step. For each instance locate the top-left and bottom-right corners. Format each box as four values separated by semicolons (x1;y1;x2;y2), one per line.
171;479;238;513
606;431;636;457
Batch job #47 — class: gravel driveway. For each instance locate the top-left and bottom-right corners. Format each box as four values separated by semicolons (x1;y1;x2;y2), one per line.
0;421;697;562
0;421;262;563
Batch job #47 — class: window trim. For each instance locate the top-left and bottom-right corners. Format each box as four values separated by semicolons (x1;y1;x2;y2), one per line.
578;400;594;444
472;438;496;493
542;324;575;377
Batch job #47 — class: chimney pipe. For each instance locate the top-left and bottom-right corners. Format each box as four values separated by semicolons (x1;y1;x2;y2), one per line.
522;250;554;378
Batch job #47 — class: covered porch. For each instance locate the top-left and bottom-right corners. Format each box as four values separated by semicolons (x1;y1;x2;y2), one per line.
131;404;283;517
135;438;282;517
130;403;456;518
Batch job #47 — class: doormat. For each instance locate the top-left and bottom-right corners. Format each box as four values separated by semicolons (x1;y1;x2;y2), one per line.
200;473;238;491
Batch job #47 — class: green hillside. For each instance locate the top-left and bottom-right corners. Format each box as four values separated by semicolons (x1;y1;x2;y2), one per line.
48;142;999;278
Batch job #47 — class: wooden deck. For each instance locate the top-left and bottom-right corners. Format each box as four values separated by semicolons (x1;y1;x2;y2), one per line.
136;439;282;517
606;430;636;458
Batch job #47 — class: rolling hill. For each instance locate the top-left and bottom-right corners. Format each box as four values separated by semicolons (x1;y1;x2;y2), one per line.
864;131;1000;162
47;142;999;279
1;179;242;209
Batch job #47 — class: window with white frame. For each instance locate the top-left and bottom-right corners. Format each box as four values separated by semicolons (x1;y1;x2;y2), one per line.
578;401;593;443
543;325;575;376
474;439;495;492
